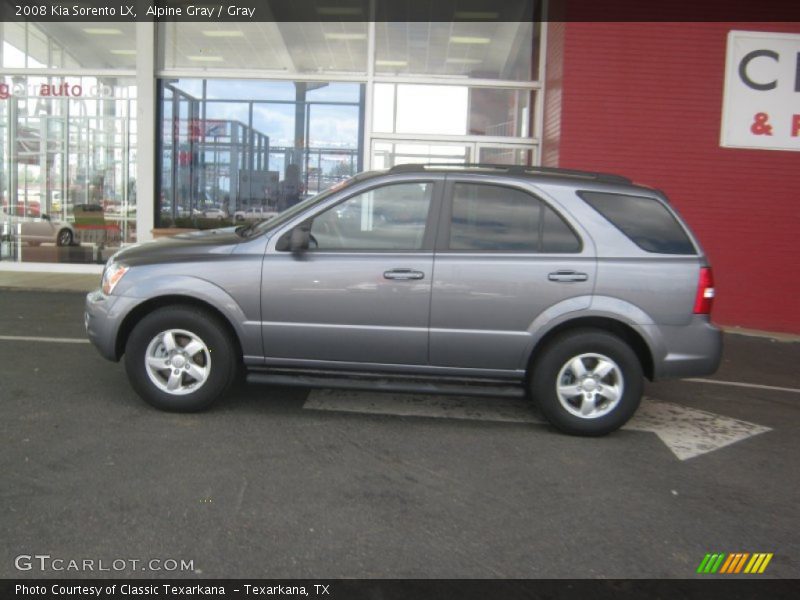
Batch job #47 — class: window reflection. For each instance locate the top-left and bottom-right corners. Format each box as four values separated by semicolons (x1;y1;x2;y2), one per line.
375;21;538;81
0;75;137;263
373;84;532;138
159;22;368;74
449;184;581;253
2;22;137;69
158;79;364;229
311;182;432;251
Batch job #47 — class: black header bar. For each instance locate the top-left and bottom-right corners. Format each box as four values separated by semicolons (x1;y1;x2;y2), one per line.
1;0;799;23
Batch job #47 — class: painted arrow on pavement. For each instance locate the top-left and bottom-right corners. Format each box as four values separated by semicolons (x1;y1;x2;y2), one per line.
303;391;771;461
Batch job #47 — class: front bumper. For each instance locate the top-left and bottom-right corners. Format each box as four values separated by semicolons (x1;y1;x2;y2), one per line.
84;289;139;362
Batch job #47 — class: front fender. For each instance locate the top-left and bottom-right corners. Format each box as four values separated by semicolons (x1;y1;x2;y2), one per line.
116;274;256;357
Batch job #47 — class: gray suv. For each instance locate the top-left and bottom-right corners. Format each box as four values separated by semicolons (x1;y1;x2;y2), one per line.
85;164;721;435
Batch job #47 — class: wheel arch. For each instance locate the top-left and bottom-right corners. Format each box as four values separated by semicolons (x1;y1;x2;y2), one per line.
114;295;243;362
527;316;655;382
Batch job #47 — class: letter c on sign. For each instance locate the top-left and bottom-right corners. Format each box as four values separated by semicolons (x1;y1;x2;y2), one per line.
739;49;779;90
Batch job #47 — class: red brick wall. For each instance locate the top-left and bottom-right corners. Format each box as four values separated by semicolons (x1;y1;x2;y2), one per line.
546;22;800;334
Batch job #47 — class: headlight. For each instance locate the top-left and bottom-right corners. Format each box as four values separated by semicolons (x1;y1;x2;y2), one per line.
101;262;129;295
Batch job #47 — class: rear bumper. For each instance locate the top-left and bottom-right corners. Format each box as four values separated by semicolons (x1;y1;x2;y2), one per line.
651;316;723;380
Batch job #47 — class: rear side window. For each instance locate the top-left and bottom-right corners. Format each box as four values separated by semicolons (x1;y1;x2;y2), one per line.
579;191;696;255
448;183;581;253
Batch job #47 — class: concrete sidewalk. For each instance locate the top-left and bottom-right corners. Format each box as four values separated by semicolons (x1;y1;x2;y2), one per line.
0;270;99;293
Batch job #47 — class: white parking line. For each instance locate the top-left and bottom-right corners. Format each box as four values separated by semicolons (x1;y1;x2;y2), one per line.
0;335;89;344
685;378;800;394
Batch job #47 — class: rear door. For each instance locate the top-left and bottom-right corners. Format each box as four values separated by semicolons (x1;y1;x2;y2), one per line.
429;176;596;371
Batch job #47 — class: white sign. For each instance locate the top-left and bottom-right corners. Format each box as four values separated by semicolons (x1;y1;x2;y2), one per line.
721;30;800;152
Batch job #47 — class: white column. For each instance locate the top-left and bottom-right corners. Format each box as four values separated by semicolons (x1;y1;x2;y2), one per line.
135;21;156;242
363;9;376;170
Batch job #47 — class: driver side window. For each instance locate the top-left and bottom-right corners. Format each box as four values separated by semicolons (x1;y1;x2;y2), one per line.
310;182;433;251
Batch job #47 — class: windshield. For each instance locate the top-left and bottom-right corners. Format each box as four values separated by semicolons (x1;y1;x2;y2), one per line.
239;173;378;238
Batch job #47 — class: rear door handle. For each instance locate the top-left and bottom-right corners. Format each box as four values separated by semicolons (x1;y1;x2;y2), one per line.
384;268;425;281
548;270;589;283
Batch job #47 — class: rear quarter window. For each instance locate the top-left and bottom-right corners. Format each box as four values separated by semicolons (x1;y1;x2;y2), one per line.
578;191;696;255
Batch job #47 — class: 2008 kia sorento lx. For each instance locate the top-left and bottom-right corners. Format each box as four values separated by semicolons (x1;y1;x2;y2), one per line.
85;164;721;436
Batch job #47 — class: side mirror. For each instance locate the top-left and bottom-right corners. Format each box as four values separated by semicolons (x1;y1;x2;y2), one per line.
41;214;51;221
289;224;311;254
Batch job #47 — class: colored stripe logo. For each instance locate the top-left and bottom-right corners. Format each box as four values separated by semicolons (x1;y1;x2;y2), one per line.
697;552;773;574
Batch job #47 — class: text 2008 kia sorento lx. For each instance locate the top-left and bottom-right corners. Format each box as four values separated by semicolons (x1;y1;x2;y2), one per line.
85;164;721;435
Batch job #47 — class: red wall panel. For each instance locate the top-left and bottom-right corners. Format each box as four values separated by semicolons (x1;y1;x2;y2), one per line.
551;22;800;334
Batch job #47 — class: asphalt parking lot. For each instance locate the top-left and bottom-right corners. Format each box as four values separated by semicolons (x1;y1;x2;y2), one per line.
1;290;798;579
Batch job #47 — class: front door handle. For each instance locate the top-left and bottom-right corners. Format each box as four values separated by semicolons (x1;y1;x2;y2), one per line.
548;270;589;283
384;268;425;281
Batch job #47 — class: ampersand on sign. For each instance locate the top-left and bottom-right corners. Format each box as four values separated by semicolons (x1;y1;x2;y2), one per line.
750;112;773;136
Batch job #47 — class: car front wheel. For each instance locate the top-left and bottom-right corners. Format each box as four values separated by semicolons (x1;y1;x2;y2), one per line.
56;228;73;246
530;329;643;436
124;306;238;412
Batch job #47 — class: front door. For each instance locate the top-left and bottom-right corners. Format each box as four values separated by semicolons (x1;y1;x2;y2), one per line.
261;179;442;366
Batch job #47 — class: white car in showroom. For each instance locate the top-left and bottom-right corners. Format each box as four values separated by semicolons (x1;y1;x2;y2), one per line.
2;208;75;246
233;206;279;222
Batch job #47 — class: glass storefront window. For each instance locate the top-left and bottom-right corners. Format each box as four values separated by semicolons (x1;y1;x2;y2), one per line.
478;146;536;165
371;141;535;169
158;22;368;75
372;140;472;169
158;79;364;230
0;75;137;264
373;84;533;138
374;21;538;81
1;22;138;69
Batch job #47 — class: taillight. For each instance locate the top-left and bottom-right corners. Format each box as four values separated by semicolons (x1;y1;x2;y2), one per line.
693;267;715;314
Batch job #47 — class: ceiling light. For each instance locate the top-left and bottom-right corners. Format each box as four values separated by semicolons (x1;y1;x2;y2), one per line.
324;32;367;41
110;49;137;55
83;28;123;35
317;6;363;16
187;55;225;62
454;11;499;19
202;30;245;38
445;58;483;64
449;36;492;44
376;60;408;67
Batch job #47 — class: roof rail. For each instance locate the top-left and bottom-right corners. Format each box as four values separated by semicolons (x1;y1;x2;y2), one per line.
387;163;631;184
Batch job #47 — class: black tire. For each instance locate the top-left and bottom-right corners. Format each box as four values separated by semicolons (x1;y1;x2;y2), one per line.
56;229;73;247
124;305;238;412
529;328;643;436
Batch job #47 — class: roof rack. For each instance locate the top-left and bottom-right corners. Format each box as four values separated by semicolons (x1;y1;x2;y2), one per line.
387;163;631;184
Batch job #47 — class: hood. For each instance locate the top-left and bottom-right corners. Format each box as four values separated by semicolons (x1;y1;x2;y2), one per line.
112;227;243;266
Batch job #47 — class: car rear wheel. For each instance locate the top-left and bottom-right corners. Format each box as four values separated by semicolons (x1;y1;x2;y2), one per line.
530;329;643;436
124;305;238;412
56;228;73;247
